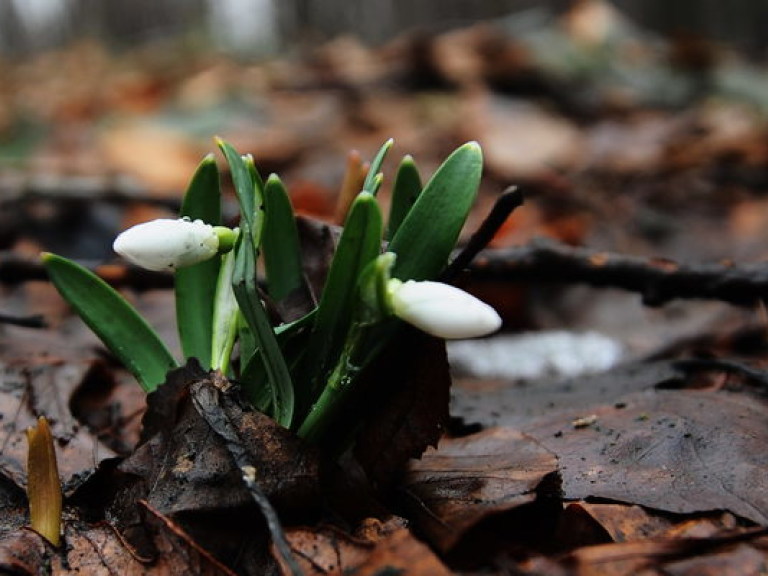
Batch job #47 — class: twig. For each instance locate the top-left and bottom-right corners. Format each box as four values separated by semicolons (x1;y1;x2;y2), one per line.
8;235;768;309
672;358;768;389
0;173;181;208
0;252;173;289
441;186;524;282
0;312;47;328
469;238;768;307
190;378;303;576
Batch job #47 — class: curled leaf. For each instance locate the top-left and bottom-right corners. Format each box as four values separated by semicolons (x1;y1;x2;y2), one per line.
26;416;62;547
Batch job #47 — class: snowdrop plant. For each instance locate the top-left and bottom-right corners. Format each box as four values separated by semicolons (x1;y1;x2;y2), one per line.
42;138;500;447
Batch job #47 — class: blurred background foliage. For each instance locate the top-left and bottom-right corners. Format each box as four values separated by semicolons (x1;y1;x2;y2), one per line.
3;0;768;56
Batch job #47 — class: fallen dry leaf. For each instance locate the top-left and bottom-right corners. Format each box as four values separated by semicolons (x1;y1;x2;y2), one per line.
279;521;451;576
524;389;768;524
404;426;559;552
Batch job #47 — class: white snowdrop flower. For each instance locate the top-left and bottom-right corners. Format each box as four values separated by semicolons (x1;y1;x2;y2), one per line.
388;279;502;339
113;218;228;271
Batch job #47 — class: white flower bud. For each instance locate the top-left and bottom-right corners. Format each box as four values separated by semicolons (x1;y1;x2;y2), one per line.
113;218;220;271
389;279;502;339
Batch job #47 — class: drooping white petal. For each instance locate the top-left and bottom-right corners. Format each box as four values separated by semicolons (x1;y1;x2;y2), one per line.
390;280;502;339
113;218;219;271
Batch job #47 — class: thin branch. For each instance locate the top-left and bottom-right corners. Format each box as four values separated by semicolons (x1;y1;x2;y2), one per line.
190;378;303;576
441;186;524;282
0;252;173;289
469;238;768;307
0;173;181;208
7;236;768;309
0;312;47;328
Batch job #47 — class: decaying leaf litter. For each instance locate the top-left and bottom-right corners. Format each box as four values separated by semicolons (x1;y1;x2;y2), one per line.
4;1;768;574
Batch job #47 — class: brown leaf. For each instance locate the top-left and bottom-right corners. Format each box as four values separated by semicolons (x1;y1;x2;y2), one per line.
112;361;323;570
296;215;339;308
351;527;452;576
462;92;584;180
139;501;238;576
26;416;62;547
279;525;374;575
0;529;49;575
555;502;674;549
69;363;146;456
0;359;116;496
451;360;681;430
54;521;148;574
403;427;559;552
524;389;768;524
279;521;451;576
558;527;768;576
354;328;452;490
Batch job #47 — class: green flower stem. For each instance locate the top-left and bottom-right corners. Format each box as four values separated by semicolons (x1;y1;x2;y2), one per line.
214;226;238;253
297;321;367;444
210;249;239;373
297;316;394;446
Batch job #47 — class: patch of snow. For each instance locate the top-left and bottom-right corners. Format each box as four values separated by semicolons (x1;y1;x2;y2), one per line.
447;331;623;381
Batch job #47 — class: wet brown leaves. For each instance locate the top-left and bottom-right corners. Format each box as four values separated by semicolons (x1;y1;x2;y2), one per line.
404;427;558;552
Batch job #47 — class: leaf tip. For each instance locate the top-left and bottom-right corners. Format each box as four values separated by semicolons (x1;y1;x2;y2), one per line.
462;140;482;154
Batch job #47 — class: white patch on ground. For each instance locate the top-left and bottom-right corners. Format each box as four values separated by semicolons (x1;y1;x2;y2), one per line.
447;331;624;381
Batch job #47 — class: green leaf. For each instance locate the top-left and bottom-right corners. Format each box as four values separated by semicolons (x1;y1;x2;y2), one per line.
237;313;256;375
42;253;177;392
262;174;304;301
232;234;295;427
296;192;383;416
216;139;264;231
362;138;393;195
175;154;222;368
239;312;314;412
389;142;483;281
386;155;422;241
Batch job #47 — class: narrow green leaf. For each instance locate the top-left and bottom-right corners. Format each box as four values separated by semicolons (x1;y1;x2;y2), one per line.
389;142;483;281
243;154;266;243
216;139;263;230
42;253;177;392
262;174;304;301
362;138;393;195
240;312;314;412
237;313;256;375
232;234;295;427
297;192;383;416
387;155;422;241
176;154;221;367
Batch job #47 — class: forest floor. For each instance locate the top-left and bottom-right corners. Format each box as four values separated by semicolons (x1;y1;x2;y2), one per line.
3;1;768;574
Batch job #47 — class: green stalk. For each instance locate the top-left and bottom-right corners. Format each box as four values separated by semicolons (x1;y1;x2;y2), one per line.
210;250;239;373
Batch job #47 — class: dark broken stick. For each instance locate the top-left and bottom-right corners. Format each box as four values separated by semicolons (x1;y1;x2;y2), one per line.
6;230;768;309
190;377;303;576
469;238;768;307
